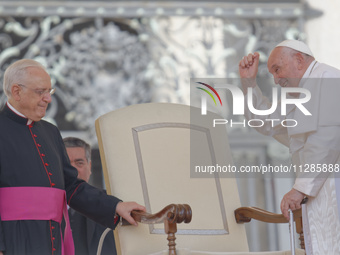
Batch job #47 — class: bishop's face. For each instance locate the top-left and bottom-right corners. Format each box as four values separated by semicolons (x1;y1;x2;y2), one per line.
16;67;53;121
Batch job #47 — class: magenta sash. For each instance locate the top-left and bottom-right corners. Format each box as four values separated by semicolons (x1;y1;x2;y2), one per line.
0;187;74;255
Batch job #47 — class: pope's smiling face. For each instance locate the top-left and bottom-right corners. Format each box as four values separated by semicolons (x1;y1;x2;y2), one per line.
267;47;303;89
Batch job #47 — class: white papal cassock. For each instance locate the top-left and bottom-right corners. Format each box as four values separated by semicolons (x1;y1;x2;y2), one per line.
244;60;340;255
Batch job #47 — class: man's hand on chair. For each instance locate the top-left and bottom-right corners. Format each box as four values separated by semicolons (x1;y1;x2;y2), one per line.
280;188;305;220
116;202;146;226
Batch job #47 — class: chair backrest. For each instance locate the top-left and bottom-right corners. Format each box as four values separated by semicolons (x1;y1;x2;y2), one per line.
95;103;249;255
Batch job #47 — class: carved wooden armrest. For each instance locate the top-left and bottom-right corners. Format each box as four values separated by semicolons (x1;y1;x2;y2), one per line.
123;204;192;255
131;204;192;224
235;206;301;223
235;207;304;249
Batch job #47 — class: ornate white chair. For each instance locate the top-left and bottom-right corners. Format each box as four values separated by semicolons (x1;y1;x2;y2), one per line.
95;103;304;255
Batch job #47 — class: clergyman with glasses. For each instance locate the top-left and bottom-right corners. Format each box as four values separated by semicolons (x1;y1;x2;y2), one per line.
0;59;145;255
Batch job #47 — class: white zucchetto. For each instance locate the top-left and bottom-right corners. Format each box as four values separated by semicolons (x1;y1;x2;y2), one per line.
275;40;314;57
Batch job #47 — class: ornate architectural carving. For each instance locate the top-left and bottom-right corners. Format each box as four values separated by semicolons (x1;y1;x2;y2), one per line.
0;16;151;142
0;1;320;144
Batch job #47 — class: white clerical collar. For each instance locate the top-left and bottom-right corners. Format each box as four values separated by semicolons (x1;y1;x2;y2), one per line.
7;102;33;125
299;60;318;89
302;60;318;79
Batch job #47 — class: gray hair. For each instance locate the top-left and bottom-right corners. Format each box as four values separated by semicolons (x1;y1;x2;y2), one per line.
3;59;47;97
63;137;91;162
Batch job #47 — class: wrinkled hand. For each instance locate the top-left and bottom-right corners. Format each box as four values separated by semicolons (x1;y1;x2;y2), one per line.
239;52;260;92
116;201;146;226
280;189;305;220
239;52;260;79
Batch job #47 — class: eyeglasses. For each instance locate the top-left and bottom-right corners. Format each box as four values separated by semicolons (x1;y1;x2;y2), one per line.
18;84;56;97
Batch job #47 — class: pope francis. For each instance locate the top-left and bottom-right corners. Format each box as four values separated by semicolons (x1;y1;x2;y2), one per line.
239;40;340;254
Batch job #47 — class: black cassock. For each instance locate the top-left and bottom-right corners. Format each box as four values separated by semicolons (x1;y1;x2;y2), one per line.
68;208;116;255
0;104;121;255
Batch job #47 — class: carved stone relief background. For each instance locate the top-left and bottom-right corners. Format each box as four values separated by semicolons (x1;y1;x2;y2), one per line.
0;16;151;140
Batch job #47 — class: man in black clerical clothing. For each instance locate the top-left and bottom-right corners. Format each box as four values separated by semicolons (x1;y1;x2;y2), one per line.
63;137;116;255
0;59;145;255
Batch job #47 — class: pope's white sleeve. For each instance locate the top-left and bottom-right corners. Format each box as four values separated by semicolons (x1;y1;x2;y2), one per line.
293;126;340;197
245;85;289;147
